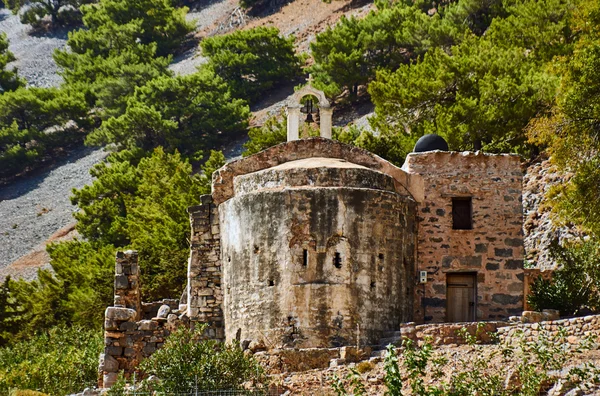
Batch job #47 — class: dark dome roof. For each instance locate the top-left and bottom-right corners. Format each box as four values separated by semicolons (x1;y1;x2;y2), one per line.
413;134;449;153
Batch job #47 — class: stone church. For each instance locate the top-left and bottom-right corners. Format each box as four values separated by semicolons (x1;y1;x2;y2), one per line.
185;84;525;350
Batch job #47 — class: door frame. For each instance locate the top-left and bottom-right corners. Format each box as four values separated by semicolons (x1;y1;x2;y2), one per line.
445;272;477;322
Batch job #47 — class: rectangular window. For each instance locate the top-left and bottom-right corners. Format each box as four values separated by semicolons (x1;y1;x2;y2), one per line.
452;197;472;230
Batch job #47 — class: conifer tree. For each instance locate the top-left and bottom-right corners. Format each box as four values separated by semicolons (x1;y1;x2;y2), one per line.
0;33;24;94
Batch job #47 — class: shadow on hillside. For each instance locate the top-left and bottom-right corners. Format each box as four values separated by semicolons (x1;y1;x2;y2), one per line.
0;145;100;202
183;0;227;12
251;81;297;114
245;0;294;18
0;11;10;23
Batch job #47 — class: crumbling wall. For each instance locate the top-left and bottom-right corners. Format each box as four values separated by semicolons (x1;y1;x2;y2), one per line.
186;195;224;341
403;151;525;323
100;251;186;388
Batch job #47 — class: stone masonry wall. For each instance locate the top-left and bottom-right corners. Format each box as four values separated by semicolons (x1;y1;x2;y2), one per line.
498;314;600;348
187;194;224;341
403;151;524;323
400;321;508;346
100;251;186;389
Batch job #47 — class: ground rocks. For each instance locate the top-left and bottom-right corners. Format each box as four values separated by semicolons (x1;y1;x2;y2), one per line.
0;147;108;278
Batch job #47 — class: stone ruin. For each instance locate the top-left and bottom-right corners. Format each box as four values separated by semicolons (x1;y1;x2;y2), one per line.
99;84;531;387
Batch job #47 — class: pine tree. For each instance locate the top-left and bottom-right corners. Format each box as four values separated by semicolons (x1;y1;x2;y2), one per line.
201;27;302;102
0;33;24;94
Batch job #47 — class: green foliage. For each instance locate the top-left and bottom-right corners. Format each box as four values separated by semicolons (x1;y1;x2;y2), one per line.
70;148;218;300
69;0;192;57
139;326;266;393
5;0;94;28
309;0;504;98
0;326;102;395
53;0;192;120
0;277;23;347
528;240;600;316
88;70;250;154
243;113;287;156
368;34;557;152
202;27;302;101
0;87;90;178
7;242;115;335
383;344;402;396
0;33;24;93
333;325;598;395
528;0;600;235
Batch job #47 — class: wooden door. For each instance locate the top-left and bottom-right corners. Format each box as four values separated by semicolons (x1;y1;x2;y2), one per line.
446;273;476;322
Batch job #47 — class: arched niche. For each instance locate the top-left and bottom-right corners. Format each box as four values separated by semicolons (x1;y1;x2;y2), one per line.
287;82;333;141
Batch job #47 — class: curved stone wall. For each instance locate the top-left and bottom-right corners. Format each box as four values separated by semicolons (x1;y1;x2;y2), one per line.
220;165;417;348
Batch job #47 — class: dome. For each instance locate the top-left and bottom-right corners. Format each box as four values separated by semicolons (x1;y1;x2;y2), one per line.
413;134;449;153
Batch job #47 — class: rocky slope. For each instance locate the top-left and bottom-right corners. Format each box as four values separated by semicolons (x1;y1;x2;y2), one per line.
0;8;66;88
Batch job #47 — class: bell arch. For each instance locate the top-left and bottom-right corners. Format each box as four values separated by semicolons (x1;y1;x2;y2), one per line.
287;80;333;141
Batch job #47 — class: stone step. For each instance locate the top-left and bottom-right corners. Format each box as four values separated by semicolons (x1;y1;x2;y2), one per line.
382;330;403;339
379;337;402;348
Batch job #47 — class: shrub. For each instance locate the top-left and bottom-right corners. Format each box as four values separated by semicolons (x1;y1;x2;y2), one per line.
528;240;600;316
0;326;102;395
139;326;266;393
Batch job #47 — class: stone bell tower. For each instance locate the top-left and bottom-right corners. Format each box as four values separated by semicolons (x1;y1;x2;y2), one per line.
286;78;333;141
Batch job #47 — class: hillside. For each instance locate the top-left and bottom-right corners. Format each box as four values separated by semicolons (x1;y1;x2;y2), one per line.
0;0;375;280
0;0;575;279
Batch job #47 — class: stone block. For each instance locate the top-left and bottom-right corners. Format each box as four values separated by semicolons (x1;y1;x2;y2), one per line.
123;347;136;357
542;309;560;321
114;274;129;290
106;307;137;322
119;321;137;332
100;353;119;373
494;248;513;257
142;343;157;355
103;372;118;389
157;304;170;318
522;311;543;323
105;346;123;356
492;294;521;305
104;319;118;331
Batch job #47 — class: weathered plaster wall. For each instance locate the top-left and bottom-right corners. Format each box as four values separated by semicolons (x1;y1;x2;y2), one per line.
187;195;224;341
219;161;417;348
403;151;524;323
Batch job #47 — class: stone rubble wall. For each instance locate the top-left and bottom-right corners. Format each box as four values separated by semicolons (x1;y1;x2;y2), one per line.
186;195;224;341
403;151;525;323
400;321;509;346
252;346;372;374
100;251;187;389
498;314;600;347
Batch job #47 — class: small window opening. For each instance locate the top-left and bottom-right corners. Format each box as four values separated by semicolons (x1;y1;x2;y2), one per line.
267;279;274;286
370;281;376;289
333;252;342;268
302;249;308;267
452;197;473;230
254;245;260;253
378;253;385;260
